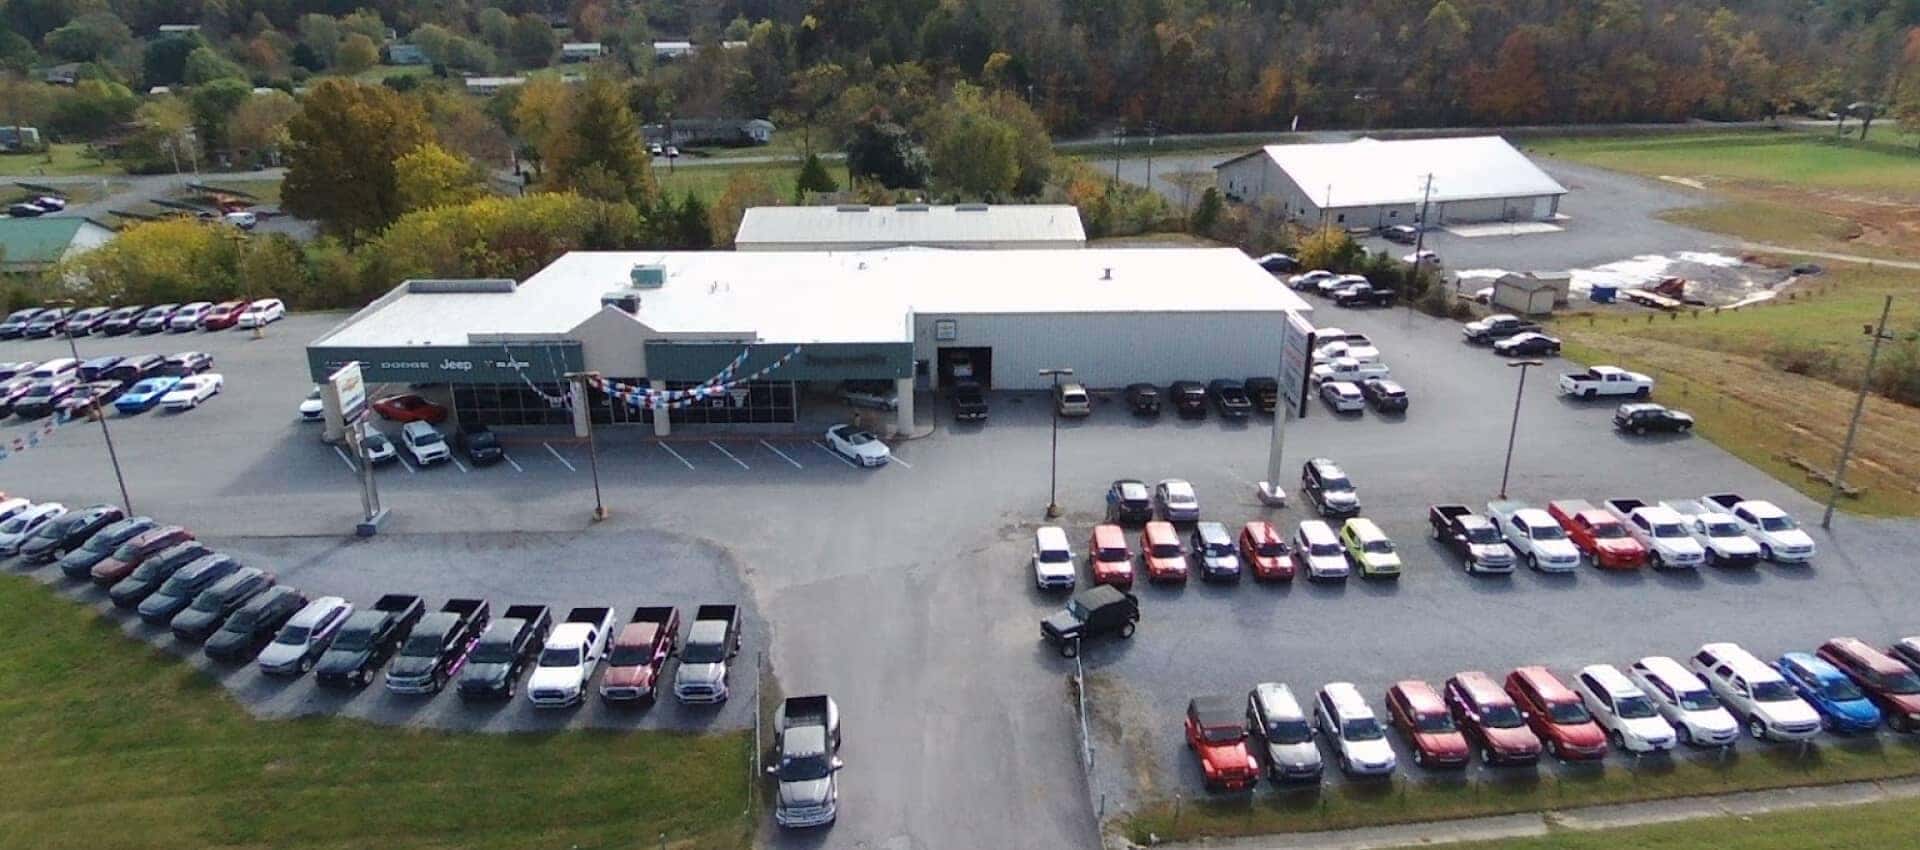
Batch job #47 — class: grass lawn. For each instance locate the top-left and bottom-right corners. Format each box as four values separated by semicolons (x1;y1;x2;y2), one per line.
1451;795;1920;849
1527;132;1920;196
0;575;753;850
5;178;125;206
1123;737;1920;844
196;178;284;206
654;160;800;206
0;143;124;177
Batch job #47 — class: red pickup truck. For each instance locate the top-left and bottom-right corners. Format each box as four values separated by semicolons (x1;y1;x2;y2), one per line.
1547;499;1646;569
599;606;680;705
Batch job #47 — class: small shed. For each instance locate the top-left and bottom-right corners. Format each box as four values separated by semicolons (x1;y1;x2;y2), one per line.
1492;273;1559;316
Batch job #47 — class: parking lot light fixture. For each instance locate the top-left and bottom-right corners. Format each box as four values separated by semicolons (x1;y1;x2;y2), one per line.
1039;367;1075;519
564;370;608;522
49;298;134;515
1498;359;1543;500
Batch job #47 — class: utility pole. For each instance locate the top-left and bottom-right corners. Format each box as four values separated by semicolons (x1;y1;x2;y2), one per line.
1498;359;1542;500
52;299;133;515
1320;184;1333;243
1143;122;1159;192
1822;295;1895;529
1038;367;1074;519
1111;127;1124;186
565;371;609;522
1413;173;1435;258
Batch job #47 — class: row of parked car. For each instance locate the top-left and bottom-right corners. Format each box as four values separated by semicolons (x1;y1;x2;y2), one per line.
1431;493;1817;574
0;298;286;340
0;353;222;420
1185;636;1920;789
0;492;749;707
1286;270;1398;308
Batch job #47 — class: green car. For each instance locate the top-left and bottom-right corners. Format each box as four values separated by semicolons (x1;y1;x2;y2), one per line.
1339;518;1402;579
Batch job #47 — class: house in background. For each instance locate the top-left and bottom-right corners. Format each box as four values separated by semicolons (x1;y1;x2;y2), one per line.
652;40;694;60
157;23;201;34
0;126;44;153
560;42;604;62
386;43;428;65
42;63;81;85
642;118;775;147
1214;136;1568;231
0;218;115;275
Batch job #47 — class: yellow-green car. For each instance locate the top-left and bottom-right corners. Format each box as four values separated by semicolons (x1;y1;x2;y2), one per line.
1340;518;1402;579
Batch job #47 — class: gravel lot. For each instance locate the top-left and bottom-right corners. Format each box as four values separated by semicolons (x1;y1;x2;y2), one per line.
4;303;1918;850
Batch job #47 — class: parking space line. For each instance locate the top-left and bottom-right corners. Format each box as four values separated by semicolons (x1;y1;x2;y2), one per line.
659;442;697;470
814;440;858;468
451;457;469;473
399;456;416;475
708;440;750;469
889;455;913;469
542;442;577;472
503;453;524;472
759;439;803;469
331;445;356;472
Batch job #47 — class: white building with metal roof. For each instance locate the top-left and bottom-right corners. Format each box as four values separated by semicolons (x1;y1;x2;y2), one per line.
310;247;1310;437
1214;136;1567;231
734;204;1086;251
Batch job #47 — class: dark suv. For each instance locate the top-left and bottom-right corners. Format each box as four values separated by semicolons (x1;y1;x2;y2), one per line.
19;503;125;565
1104;479;1154;525
1243;377;1279;413
169;566;274;642
1207;380;1252;418
204;585;308;662
1124;383;1161;415
1613;403;1693;435
1169;381;1207;418
457;423;505;465
1301;458;1360;518
1040;585;1139;658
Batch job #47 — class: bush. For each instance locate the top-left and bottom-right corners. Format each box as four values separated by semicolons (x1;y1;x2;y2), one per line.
1766;341;1839;377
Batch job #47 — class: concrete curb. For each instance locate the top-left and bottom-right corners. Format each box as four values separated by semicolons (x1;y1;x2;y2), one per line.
1137;776;1920;850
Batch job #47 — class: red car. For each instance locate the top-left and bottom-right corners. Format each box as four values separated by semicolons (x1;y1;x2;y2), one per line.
89;524;194;585
1142;521;1188;583
1087;524;1135;588
1505;666;1608;760
1548;499;1646;569
373;393;448;423
1386;680;1468;768
200;301;248;330
1820;637;1920;732
1237;521;1295;581
1445;671;1542;765
1186;695;1259;791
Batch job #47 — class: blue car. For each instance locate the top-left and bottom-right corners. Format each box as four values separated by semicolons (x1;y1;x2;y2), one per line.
114;376;182;413
1778;652;1882;734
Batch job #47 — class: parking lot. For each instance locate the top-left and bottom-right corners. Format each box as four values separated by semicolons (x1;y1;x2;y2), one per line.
5;301;1920;850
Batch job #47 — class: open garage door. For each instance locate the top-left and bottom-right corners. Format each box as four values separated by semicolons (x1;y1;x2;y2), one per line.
937;347;992;388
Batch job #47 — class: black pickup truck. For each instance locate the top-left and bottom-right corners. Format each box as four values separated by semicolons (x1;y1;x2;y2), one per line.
457;604;552;700
1333;282;1397;307
316;593;426;689
949;381;988;422
385;598;491;694
1428;505;1518;575
1462;315;1542;344
1243;377;1279;414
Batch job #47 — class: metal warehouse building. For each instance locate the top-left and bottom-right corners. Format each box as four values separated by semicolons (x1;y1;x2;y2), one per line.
308;247;1309;437
733;204;1086;250
1213;136;1567;231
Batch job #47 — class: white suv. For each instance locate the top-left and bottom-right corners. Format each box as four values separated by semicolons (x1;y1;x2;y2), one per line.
1031;526;1075;590
1629;656;1740;747
400;421;451;465
1573;664;1677;752
1315;682;1396;776
1689;643;1821;742
1294;521;1349;581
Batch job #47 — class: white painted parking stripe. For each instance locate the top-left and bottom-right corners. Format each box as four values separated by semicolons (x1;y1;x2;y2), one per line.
814;440;858;468
888;454;912;469
452;457;469;473
543;442;577;472
399;455;416;475
503;453;524;472
659;442;696;470
331;445;356;472
708;440;749;469
759;439;803;469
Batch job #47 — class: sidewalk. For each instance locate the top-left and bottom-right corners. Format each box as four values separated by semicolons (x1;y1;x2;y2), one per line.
1143;777;1920;850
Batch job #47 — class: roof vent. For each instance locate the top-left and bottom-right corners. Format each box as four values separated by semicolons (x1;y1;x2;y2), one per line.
835;203;869;212
955;203;989;211
601;291;641;314
630;263;666;289
897;203;929;212
1101;267;1112;280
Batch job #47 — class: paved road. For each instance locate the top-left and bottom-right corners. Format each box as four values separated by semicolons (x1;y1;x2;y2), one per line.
1739;243;1920;270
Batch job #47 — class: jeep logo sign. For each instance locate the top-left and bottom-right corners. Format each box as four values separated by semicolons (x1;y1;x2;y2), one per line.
440;360;475;372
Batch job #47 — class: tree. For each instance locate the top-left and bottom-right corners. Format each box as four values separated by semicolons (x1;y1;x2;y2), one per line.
510;73;573;176
554;77;655;205
120;96;196;173
0;77;57;129
1191;187;1224;235
43;12;129;62
143;33;205;86
226;90;298;159
48;79;137;137
846;110;926;189
673;192;713;249
53;218;244;305
188;78;250;152
1296;229;1363;273
0;27;34;73
296;14;340;67
336;33;379;75
927;108;1019;197
355;193;645;298
776;63;846;157
183;45;245;84
709;170;781;245
282;79;433;240
508;14;557;69
794;152;838;198
394;142;487;212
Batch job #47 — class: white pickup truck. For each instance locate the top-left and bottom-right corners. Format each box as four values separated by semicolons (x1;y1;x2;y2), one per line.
526;606;618;708
1661;499;1763;566
1602;499;1705;569
1310;356;1390;387
1558;366;1653;399
1703;493;1817;563
1487;500;1582;572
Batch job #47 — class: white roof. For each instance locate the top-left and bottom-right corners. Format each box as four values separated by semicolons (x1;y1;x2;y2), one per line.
1227;136;1567;208
735;205;1086;248
314;248;1309;348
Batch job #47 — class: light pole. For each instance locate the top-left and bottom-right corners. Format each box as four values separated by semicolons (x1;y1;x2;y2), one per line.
565;371;608;522
1038;367;1074;519
1497;359;1542;500
50;298;133;514
1823;295;1895;529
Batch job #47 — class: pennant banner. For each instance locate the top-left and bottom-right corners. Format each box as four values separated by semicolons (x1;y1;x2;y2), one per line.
0;409;74;461
591;346;803;411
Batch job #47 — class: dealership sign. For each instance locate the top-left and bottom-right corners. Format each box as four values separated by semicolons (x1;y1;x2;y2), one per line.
328;361;367;421
308;343;584;384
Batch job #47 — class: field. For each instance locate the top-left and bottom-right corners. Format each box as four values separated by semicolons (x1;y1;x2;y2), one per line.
1123;738;1920;844
1453;794;1920;850
0;143;125;177
654;160;800;205
0;575;753;850
196;179;284;206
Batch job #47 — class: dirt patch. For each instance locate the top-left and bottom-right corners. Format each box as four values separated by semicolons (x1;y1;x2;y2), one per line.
1724;181;1920;258
1085;670;1165;804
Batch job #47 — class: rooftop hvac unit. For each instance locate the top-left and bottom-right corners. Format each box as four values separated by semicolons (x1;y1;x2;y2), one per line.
955;203;989;211
601;291;641;314
897;203;930;211
630;263;667;288
835;204;870;212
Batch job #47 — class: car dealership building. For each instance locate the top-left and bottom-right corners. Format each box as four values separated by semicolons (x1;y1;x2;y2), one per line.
307;247;1312;437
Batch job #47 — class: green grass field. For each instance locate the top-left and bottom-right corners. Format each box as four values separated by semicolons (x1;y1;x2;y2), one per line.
0;575;753;850
1125;737;1920;844
0;143;124;177
654;160;801;205
1453;794;1920;849
196;179;284;206
1527;132;1920;195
